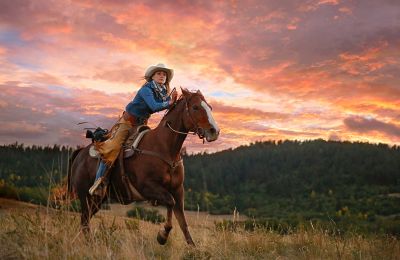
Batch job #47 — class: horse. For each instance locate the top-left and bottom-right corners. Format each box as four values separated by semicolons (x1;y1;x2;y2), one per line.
67;88;219;246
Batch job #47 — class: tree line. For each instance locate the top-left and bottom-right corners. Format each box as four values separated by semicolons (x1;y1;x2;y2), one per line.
1;140;399;235
182;139;400;235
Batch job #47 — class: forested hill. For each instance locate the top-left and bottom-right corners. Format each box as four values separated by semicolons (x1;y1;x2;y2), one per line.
1;140;400;234
0;144;71;188
182;140;400;221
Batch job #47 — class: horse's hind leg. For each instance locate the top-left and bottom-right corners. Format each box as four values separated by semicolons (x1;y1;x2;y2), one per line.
80;194;103;236
157;207;173;245
173;186;195;246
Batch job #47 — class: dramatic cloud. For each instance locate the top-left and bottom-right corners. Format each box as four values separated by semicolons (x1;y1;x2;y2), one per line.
344;116;400;140
1;0;399;152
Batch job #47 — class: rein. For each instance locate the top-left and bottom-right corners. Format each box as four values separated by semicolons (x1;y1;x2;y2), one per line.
133;148;183;170
132;92;203;170
166;122;197;135
165;94;205;139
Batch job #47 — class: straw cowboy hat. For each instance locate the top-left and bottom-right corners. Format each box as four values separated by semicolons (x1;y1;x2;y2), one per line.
144;63;174;83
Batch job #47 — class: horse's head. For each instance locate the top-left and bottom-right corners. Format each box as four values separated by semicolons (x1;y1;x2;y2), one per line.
180;88;220;142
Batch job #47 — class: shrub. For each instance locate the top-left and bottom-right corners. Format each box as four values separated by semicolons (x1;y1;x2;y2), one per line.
17;187;48;205
0;180;18;199
126;206;165;224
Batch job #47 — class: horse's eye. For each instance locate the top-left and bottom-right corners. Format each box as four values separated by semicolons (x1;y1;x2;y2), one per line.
193;105;199;110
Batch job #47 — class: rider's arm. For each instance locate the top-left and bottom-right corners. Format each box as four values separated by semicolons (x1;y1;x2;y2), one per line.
139;86;170;112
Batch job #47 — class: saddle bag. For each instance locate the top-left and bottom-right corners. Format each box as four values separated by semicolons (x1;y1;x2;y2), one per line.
86;127;109;143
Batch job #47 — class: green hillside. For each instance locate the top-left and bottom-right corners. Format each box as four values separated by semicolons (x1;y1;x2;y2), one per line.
183;140;400;235
1;140;399;235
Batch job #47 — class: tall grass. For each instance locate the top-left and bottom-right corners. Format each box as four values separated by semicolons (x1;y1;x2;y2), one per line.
0;203;399;259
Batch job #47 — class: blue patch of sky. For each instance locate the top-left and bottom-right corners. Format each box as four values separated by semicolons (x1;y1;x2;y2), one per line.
47;85;73;98
0;28;42;71
13;60;41;70
0;29;28;47
210;91;236;98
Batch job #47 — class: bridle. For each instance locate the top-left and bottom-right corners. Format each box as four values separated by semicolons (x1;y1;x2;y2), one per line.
134;92;208;172
165;94;206;140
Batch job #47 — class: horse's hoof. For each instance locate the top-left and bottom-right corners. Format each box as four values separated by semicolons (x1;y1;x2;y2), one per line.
81;226;90;234
157;230;168;245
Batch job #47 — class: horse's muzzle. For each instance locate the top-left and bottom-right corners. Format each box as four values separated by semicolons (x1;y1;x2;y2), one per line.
204;127;219;142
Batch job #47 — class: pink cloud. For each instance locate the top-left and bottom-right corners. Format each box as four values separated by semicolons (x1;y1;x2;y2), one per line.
27;72;65;86
93;62;144;83
0;121;47;138
212;101;290;121
1;0;400;151
0;83;127;145
344;116;400;140
338;6;352;15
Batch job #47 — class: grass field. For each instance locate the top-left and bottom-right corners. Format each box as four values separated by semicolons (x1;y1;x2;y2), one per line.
0;198;399;259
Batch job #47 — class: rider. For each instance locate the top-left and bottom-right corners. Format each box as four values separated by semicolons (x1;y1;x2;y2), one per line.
89;63;178;195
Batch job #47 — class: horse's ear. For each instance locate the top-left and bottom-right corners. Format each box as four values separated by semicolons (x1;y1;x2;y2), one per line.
181;87;190;97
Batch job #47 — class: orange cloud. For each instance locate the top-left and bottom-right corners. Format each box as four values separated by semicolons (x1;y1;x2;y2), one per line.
0;46;7;55
28;72;64;86
338;6;352;15
212;101;290;121
93;62;143;83
338;42;389;75
299;0;339;12
1;0;400;151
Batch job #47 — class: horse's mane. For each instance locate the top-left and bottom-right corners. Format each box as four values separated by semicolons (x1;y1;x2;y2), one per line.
160;90;205;123
163;91;198;115
162;96;185;119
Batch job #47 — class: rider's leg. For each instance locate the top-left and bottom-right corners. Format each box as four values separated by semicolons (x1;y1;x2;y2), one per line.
96;161;107;180
89;161;108;195
89;116;135;196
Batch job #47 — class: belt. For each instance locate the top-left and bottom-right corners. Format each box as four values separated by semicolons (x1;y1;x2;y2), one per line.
123;111;137;126
123;111;147;126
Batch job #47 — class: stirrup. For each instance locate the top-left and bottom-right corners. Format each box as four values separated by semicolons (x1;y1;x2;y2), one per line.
89;177;104;195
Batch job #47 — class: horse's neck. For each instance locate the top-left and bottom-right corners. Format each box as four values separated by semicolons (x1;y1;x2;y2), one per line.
154;102;187;160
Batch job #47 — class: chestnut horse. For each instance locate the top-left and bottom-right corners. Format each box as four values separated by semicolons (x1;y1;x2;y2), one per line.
68;89;219;246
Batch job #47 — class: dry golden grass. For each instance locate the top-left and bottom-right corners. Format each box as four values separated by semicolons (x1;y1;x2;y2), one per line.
0;198;399;259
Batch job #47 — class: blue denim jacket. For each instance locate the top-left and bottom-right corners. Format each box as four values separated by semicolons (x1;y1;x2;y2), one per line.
125;81;170;124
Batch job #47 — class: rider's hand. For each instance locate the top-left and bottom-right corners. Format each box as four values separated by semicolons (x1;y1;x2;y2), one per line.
169;91;178;105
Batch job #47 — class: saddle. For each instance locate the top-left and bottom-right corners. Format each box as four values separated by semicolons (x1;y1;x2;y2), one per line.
88;125;150;202
89;125;150;159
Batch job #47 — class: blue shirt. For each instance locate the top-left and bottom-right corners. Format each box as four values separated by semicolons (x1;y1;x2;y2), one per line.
125;81;170;123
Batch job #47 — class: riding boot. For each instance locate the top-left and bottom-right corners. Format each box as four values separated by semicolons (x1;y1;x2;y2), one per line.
89;161;108;196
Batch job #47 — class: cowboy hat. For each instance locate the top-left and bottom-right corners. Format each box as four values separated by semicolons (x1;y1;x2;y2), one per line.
144;63;174;83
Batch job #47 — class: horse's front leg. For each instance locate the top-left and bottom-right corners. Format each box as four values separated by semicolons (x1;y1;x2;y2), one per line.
173;185;195;246
140;182;176;245
157;206;173;245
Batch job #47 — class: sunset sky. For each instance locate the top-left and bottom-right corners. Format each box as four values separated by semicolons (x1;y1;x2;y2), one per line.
0;0;399;153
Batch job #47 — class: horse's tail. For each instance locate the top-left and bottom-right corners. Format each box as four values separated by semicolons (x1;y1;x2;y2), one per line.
50;147;83;207
67;147;83;194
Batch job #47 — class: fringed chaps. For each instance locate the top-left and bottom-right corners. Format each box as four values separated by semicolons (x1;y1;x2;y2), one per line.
94;117;132;166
